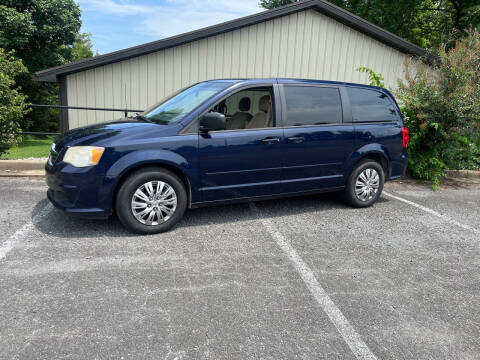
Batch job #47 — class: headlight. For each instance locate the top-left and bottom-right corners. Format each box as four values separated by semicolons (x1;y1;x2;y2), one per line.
63;146;105;167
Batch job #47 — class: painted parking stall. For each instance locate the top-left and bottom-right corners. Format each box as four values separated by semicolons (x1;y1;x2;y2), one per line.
0;178;479;359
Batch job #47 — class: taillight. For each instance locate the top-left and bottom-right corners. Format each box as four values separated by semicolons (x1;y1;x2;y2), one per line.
402;127;409;148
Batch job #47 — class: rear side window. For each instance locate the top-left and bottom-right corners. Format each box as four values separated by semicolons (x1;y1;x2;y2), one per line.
347;87;398;122
283;86;342;126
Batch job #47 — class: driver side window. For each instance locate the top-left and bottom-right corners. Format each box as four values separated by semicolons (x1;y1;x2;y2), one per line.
212;87;275;131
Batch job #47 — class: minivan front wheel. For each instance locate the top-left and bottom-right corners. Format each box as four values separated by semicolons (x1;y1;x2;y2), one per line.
116;168;187;234
344;160;385;208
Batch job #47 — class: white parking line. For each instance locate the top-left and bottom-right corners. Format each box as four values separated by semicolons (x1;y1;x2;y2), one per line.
383;191;480;235
249;202;378;360
0;203;52;261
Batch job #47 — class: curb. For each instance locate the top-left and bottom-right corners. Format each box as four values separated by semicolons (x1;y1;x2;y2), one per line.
0;170;45;178
0;160;46;178
445;170;480;179
0;161;478;181
0;159;46;171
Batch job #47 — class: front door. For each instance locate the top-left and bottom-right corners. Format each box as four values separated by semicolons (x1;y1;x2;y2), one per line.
280;85;355;192
198;86;284;202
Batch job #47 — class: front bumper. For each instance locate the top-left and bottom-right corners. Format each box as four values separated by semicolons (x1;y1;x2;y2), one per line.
46;163;113;219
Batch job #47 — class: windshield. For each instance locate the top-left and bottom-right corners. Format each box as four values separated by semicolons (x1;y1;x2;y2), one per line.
142;82;231;125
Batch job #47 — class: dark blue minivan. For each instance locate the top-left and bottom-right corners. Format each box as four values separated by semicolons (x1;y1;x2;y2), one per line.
46;78;409;234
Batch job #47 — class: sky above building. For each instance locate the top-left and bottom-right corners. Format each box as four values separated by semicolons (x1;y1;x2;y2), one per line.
78;0;263;54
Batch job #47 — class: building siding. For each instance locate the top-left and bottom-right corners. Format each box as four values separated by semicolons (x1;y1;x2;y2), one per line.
66;9;409;128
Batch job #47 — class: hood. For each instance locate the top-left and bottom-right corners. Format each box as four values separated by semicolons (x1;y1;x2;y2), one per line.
53;118;177;150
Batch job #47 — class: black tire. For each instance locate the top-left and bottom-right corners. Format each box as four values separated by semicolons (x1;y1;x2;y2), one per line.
344;159;385;208
115;168;187;234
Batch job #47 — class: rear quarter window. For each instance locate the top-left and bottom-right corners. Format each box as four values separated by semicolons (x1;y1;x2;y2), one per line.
347;87;398;122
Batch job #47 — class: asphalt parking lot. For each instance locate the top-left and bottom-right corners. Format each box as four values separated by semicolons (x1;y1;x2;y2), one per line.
0;177;479;360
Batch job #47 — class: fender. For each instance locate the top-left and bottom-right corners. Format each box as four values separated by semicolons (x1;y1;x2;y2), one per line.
106;149;193;178
344;143;391;179
98;149;199;210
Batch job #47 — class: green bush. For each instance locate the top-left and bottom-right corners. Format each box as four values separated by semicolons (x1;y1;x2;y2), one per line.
0;48;29;156
357;66;385;88
396;30;480;188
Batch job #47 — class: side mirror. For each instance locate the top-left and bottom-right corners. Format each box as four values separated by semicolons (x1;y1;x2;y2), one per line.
199;112;226;132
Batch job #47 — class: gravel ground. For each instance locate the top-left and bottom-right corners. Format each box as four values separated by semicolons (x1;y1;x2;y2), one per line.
0;178;479;360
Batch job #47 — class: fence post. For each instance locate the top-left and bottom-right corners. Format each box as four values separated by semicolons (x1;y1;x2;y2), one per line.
59;77;69;132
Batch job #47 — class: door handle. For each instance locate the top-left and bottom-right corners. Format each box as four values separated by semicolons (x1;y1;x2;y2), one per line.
261;137;280;144
287;136;305;143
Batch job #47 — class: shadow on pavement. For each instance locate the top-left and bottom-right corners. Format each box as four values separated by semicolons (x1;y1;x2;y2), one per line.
32;191;390;238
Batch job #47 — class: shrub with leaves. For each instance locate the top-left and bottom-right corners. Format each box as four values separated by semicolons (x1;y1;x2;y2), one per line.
0;48;29;155
396;30;480;188
357;67;385;88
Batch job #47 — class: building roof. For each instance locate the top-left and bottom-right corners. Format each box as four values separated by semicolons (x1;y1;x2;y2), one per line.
35;0;427;82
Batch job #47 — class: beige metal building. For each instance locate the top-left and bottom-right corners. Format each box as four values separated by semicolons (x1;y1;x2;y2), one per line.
36;0;426;131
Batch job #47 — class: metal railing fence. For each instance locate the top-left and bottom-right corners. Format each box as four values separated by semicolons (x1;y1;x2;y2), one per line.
29;104;144;117
24;104;145;136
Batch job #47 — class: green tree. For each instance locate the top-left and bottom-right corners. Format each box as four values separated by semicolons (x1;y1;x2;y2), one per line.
259;0;480;49
0;5;35;50
396;30;480;188
0;49;29;155
72;32;96;61
0;0;83;132
259;0;299;7
413;0;480;47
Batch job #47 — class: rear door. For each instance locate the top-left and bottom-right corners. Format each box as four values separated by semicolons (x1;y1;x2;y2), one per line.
198;85;284;202
346;86;403;177
280;84;355;192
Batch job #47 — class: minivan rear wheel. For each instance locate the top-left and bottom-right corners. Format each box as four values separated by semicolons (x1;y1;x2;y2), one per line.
344;159;385;208
116;168;187;234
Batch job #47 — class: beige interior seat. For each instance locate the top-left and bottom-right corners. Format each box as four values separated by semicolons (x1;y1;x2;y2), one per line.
227;97;252;130
246;95;272;129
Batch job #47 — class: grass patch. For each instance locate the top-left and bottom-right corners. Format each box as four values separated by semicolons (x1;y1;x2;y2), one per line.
0;135;55;159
